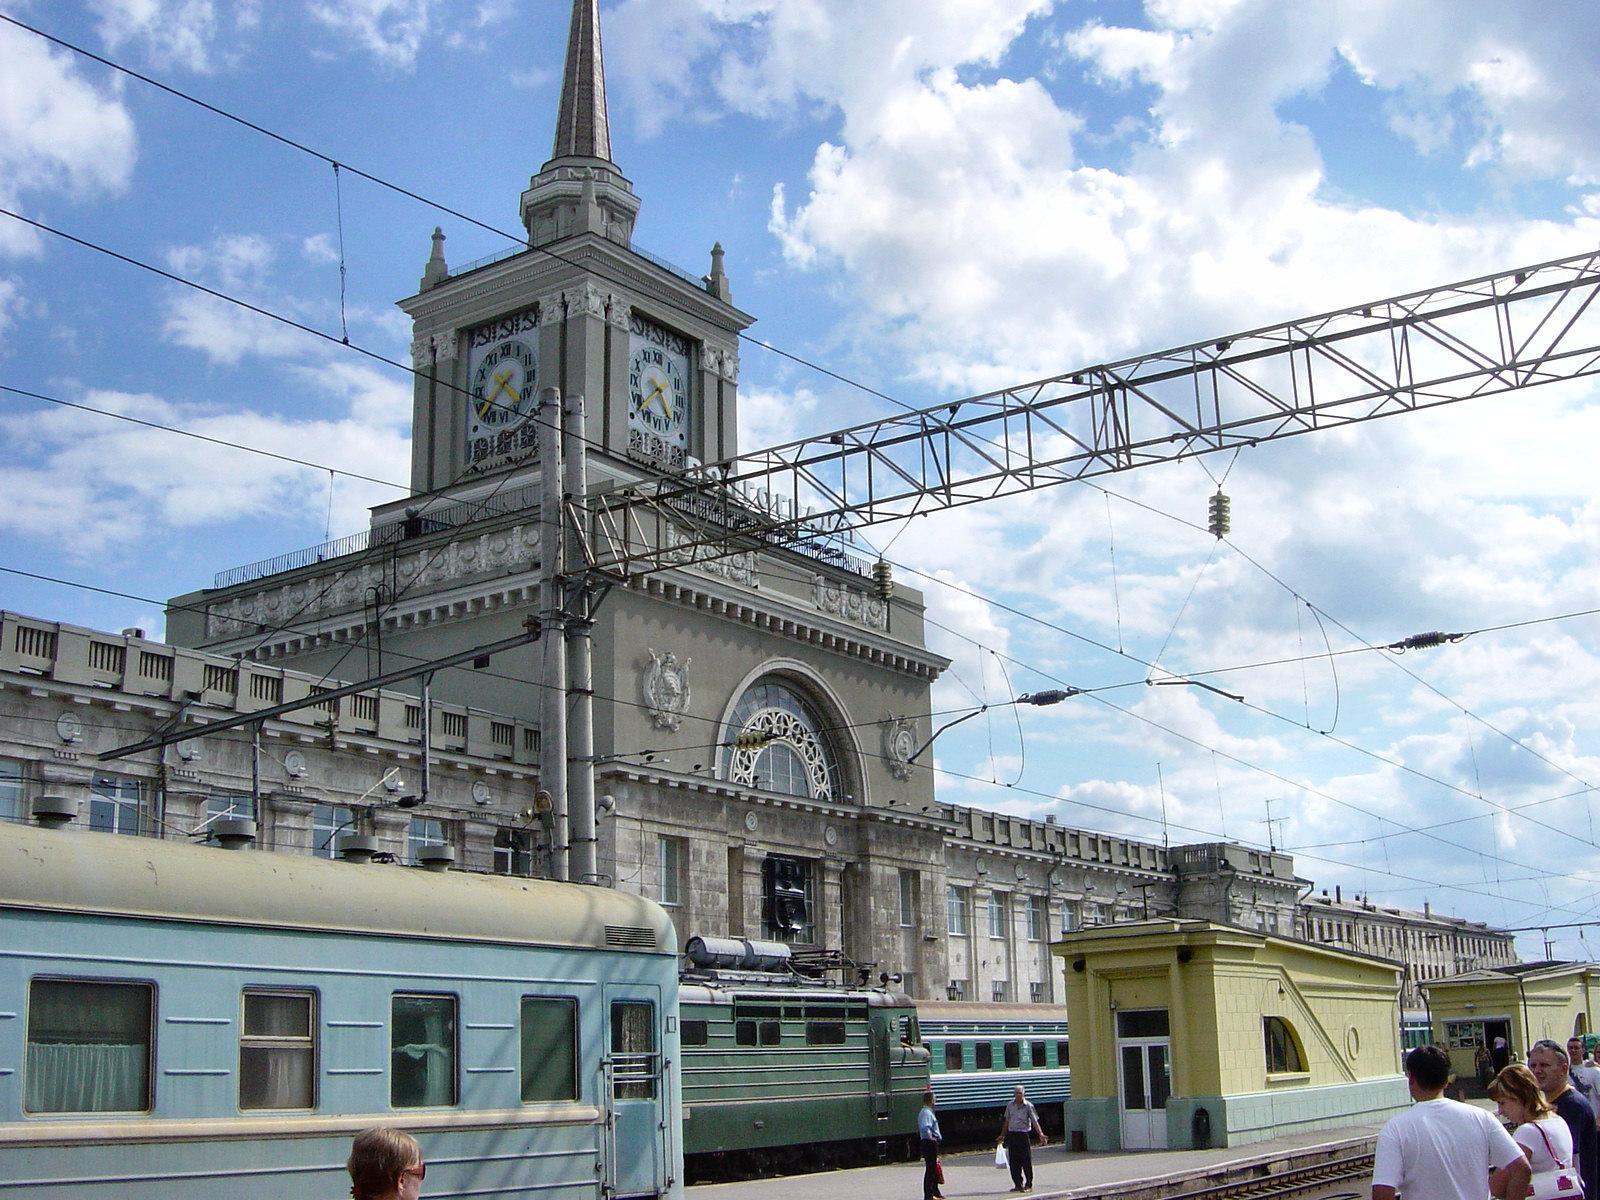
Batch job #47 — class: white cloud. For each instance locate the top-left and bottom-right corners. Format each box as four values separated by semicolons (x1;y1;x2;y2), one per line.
306;0;433;69
0;21;137;258
90;0;224;73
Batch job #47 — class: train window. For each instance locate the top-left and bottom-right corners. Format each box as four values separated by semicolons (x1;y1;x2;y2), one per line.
945;1042;962;1071
806;1021;846;1045
736;1020;757;1046
520;997;578;1103
240;989;316;1110
1004;1041;1021;1068
611;1001;657;1100
760;1020;781;1046
681;1020;709;1047
392;994;458;1107
25;977;153;1113
1031;1040;1046;1067
975;1042;993;1070
1057;1040;1070;1067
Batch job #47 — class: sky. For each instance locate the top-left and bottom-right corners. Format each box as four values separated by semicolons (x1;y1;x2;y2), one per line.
3;0;1600;957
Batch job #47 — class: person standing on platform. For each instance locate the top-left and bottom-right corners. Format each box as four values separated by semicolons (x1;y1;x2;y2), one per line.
1531;1039;1599;1197
918;1089;944;1200
1567;1038;1600;1123
999;1084;1047;1193
1372;1045;1528;1200
1488;1065;1582;1200
347;1127;427;1200
1476;1042;1494;1089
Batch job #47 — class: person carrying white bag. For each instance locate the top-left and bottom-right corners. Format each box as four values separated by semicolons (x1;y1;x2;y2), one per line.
997;1085;1047;1192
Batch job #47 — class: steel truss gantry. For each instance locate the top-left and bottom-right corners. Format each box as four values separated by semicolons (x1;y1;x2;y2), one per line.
583;247;1600;579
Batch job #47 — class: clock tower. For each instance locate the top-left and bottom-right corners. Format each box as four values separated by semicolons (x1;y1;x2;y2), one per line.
393;0;749;504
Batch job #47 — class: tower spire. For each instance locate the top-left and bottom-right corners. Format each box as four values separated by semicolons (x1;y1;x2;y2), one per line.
550;0;611;163
520;0;639;247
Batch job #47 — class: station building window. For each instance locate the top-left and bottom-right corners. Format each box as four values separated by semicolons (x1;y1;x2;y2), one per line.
495;827;533;875
391;993;457;1107
240;989;316;1110
988;892;1008;938
947;979;967;1000
947;885;970;936
311;803;355;859
25;977;153;1113
722;677;845;803
520;997;577;1103
406;817;449;865
658;836;684;907
89;774;146;837
899;869;917;927
1263;1016;1306;1074
0;758;24;822
1030;981;1047;1003
993;980;1009;1002
1027;895;1047;941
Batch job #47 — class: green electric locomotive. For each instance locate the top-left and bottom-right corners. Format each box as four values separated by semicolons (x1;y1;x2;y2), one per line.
678;936;930;1178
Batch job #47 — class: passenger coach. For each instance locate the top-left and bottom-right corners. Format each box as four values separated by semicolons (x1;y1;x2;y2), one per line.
0;821;682;1199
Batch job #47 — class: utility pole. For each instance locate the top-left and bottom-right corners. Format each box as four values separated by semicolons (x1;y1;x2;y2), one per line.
564;390;598;885
538;388;570;881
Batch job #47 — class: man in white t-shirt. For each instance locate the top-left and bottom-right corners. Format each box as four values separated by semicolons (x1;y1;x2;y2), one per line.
1372;1045;1530;1200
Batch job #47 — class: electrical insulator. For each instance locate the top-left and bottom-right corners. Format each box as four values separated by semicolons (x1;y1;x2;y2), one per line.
873;559;894;601
1207;490;1231;539
732;730;771;751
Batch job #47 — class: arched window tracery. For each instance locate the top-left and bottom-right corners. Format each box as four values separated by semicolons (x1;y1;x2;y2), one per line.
721;678;844;803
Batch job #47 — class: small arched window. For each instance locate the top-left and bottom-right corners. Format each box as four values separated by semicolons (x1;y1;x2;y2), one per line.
722;678;843;802
1263;1016;1306;1073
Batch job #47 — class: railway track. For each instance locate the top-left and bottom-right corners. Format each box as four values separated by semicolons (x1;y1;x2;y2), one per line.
1160;1150;1372;1200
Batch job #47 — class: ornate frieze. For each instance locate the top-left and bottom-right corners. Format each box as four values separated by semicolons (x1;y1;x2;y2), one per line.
205;523;540;638
706;346;740;383
641;649;691;731
409;332;458;369
813;574;888;632
662;525;759;587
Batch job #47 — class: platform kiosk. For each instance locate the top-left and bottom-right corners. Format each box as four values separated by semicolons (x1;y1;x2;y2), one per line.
1423;961;1600;1086
1054;919;1408;1151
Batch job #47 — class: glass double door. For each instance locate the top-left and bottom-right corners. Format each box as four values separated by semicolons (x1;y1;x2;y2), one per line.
1116;1009;1170;1150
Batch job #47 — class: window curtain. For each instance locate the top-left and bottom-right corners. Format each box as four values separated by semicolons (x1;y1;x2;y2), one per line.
392;996;455;1107
25;980;149;1113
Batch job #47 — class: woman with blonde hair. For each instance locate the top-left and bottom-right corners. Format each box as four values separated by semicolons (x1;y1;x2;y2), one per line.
347;1127;426;1200
1488;1065;1581;1200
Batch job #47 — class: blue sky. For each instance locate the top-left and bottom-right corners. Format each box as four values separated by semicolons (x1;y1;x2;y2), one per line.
4;0;1600;956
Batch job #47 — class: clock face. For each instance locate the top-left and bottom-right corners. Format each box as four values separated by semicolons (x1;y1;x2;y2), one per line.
628;314;691;469
464;307;540;471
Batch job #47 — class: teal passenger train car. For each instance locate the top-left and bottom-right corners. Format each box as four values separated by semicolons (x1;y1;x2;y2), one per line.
0;821;682;1200
677;937;929;1177
920;1001;1071;1138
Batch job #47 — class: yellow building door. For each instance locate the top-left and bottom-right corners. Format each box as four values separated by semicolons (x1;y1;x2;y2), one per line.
1115;1009;1171;1150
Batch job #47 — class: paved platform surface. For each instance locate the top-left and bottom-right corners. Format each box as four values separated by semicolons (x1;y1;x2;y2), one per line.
689;1123;1385;1200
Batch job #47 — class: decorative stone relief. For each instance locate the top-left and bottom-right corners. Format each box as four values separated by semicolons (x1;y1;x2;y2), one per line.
565;282;612;322
663;525;758;587
813;574;888;632
204;523;541;638
409;332;458;368
707;347;740;383
881;717;916;780
539;292;567;325
642;649;692;731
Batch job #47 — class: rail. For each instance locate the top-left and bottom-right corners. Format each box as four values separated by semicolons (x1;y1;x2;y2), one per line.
1162;1150;1372;1200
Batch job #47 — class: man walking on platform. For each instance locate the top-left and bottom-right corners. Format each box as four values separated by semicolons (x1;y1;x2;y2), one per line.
1532;1039;1599;1197
999;1085;1047;1193
918;1089;944;1200
1372;1045;1528;1200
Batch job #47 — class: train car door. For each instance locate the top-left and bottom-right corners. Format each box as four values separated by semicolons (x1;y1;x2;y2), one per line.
868;1010;892;1120
604;987;667;1198
1115;1010;1170;1150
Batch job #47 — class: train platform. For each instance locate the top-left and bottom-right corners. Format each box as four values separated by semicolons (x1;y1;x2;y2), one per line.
690;1122;1385;1200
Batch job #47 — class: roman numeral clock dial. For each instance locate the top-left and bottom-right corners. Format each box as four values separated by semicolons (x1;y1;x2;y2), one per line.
463;307;539;472
627;314;691;470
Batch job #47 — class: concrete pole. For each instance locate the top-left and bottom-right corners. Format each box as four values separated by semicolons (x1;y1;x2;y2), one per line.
564;391;598;885
537;387;570;881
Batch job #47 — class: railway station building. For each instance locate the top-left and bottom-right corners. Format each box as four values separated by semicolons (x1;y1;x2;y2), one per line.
1053;919;1408;1151
1423;961;1600;1084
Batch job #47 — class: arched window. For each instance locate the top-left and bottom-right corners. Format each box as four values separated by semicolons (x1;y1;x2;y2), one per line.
721;678;843;802
1263;1016;1306;1074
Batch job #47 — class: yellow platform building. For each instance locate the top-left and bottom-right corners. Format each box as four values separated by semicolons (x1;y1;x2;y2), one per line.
1053;919;1409;1150
1423;962;1600;1084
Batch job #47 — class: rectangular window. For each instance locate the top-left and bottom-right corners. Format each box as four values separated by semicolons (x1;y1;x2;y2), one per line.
946;885;969;936
391;994;457;1107
1031;1040;1046;1066
658;836;682;907
681;1020;709;1047
1004;1040;1021;1068
240;989;316;1110
311;803;354;859
988;892;1007;938
975;1041;993;1070
898;870;916;927
495;828;533;875
206;792;254;822
407;817;447;865
1061;904;1078;934
806;1021;846;1046
520;997;577;1103
1030;981;1046;1003
1058;1040;1070;1067
992;980;1009;1002
26;978;153;1113
736;1020;757;1046
0;758;23;822
944;1042;963;1071
946;979;967;1001
89;775;143;837
611;1001;657;1100
1027;896;1047;942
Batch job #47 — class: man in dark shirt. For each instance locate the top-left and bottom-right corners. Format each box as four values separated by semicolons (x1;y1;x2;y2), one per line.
1532;1039;1598;1197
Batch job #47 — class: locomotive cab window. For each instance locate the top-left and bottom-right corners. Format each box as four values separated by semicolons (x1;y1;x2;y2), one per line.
520;997;578;1103
240;989;316;1110
392;993;458;1108
806;1020;846;1046
681;1020;709;1047
945;1042;963;1071
975;1041;993;1069
25;977;153;1114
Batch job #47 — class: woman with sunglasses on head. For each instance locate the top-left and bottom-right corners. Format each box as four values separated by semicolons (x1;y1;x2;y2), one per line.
347;1127;427;1200
1488;1065;1582;1200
